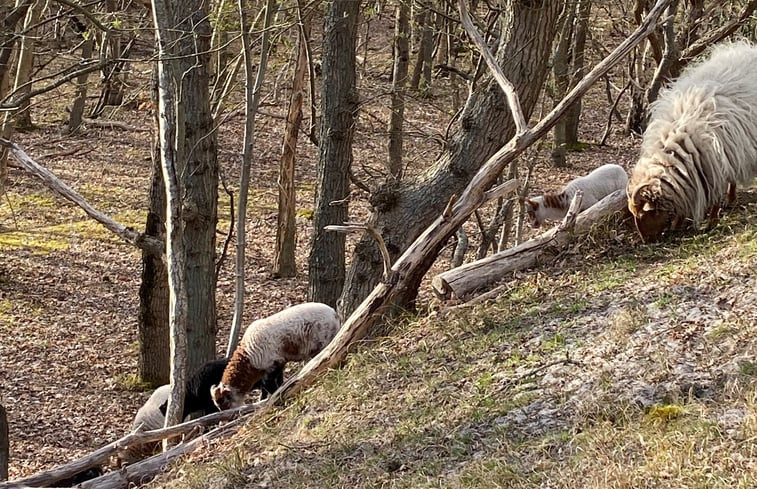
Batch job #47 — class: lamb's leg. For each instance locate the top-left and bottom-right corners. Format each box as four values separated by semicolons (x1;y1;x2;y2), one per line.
259;365;285;400
705;205;721;231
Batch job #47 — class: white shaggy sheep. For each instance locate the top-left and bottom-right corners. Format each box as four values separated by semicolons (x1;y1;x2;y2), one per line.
627;42;757;241
525;163;628;227
211;302;341;410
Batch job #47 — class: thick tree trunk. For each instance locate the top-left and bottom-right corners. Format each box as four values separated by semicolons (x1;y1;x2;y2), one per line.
142;0;217;388
273;1;311;278
339;0;563;316
307;0;360;307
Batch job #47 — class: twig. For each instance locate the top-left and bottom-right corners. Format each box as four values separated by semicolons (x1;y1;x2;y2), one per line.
325;222;392;281
600;79;631;146
490;355;584;396
457;0;528;134
81;117;150;132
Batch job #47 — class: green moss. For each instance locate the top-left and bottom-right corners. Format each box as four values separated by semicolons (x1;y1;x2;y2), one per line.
646;404;687;423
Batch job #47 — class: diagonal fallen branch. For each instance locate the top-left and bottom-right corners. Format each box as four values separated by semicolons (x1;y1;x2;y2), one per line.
269;0;671;404
0;138;164;257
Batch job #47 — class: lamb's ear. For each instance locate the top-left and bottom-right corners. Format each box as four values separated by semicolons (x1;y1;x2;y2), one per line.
525;198;538;210
210;383;222;401
629;182;659;214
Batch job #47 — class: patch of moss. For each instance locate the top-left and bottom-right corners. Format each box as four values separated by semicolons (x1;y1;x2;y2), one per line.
646;404;687;423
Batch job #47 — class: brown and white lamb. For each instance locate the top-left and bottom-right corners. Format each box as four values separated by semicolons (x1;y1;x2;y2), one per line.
211;302;341;410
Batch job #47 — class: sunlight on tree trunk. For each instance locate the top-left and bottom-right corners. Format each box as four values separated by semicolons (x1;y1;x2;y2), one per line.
273;0;312;279
151;0;189;431
12;0;42;130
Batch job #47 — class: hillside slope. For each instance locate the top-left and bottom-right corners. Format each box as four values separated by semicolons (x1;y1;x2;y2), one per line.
151;189;756;489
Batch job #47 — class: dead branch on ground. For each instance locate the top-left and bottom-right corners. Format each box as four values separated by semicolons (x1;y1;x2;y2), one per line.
0;138;164;257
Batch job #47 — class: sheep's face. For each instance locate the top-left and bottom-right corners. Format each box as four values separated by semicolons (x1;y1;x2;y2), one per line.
524;199;542;228
628;178;673;242
210;383;244;411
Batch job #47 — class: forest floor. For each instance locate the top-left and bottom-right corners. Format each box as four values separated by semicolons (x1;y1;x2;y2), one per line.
1;8;756;488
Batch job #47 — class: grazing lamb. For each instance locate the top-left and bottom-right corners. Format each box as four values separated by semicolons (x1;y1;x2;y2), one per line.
122;359;280;464
627;42;757;241
211;302;341;410
525;163;628;227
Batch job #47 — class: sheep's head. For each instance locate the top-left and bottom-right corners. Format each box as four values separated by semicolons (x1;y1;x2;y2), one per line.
524;198;542;228
210;382;243;411
627;177;675;242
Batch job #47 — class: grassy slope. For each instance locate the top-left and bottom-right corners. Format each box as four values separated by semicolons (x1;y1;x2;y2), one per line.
153;189;756;489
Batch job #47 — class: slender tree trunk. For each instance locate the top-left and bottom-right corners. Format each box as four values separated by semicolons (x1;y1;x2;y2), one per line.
551;0;575;167
68;36;94;133
410;5;433;91
339;0;562;316
152;0;189;430
564;0;591;143
227;0;275;357
273;0;311;278
307;0;361;308
12;0;42;130
387;0;410;180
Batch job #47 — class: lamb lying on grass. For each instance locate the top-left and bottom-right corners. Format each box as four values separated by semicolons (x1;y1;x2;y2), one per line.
211;302;341;410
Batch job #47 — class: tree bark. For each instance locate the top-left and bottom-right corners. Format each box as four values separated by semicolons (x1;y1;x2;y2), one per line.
273;0;311;279
68;36;94;133
11;0;42;130
307;0;360;308
387;0;410;180
138;150;170;385
339;0;563;317
0;403;7;481
563;0;591;144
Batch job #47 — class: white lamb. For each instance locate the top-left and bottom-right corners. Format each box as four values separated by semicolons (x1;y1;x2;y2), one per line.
525;163;628;227
211;302;341;410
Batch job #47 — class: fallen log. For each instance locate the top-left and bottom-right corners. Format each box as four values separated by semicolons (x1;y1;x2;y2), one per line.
431;189;628;301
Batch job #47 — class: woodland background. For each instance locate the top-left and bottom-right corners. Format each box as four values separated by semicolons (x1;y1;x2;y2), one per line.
0;0;756;487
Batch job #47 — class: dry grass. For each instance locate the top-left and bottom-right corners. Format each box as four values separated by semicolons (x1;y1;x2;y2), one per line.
147;194;757;489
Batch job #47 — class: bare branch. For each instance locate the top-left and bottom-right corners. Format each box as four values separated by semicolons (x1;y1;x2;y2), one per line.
457;0;528;134
680;0;757;64
326;222;392;281
0;139;164;257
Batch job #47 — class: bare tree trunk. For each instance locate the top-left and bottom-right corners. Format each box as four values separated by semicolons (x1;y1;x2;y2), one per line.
0;403;7;481
339;0;563;316
227;0;275;357
387;0;410;180
68;36;94;133
273;0;311;279
409;4;433;91
307;0;361;308
151;0;189;430
563;0;591;143
12;0;42;130
138;146;170;385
